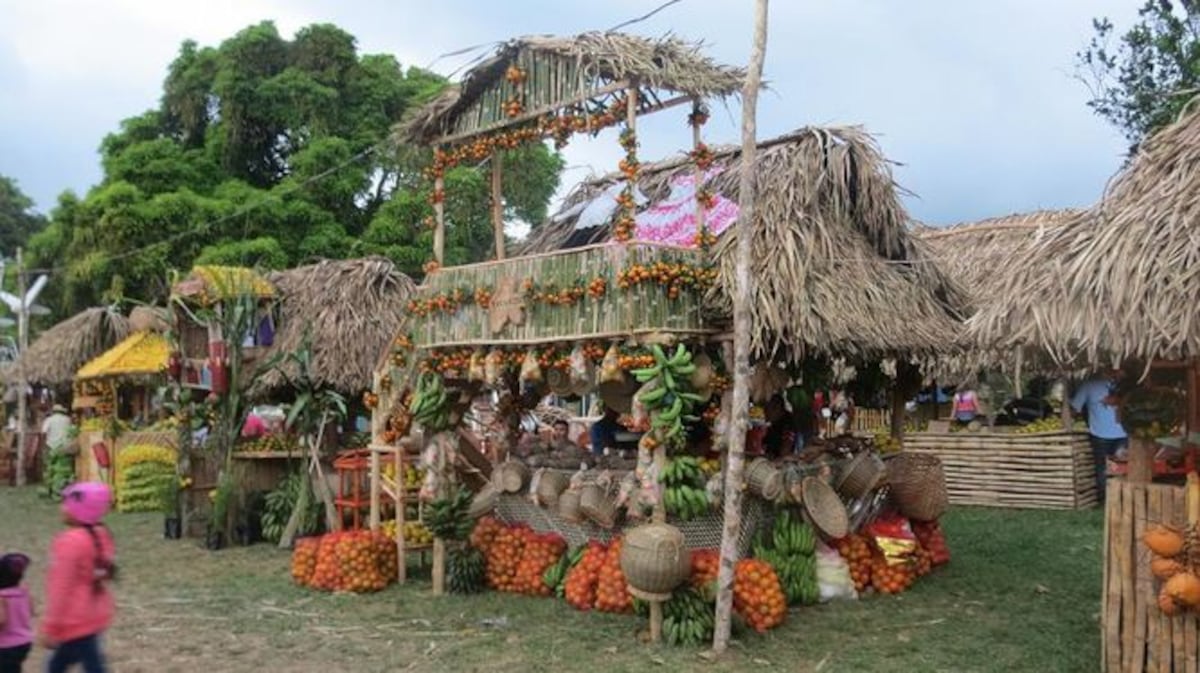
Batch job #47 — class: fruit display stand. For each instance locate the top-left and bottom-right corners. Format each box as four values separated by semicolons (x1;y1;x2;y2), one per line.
903;428;1097;510
369;442;431;584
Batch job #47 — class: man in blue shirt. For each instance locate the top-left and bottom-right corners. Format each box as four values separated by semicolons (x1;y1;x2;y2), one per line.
589;407;622;456
1071;370;1127;503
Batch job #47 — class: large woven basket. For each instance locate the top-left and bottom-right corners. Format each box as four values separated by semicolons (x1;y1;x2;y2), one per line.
495;461;530;494
557;489;582;522
801;477;849;539
746;458;783;501
886;453;947;522
620;523;690;598
837;451;886;498
579;483;617;529
468;484;500;520
534;470;570;508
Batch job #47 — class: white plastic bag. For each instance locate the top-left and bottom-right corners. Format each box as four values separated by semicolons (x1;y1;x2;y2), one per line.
816;540;858;602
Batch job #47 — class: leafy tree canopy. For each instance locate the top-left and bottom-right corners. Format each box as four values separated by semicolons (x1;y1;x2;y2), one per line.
31;21;564;317
1078;0;1200;151
0;175;47;256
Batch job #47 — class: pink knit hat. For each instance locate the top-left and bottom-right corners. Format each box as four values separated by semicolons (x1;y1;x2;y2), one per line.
62;482;113;525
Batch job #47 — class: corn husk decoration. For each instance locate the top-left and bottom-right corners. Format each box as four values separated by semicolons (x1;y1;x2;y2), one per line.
468;349;486;382
599;343;623;383
484;348;505;386
519;348;543;384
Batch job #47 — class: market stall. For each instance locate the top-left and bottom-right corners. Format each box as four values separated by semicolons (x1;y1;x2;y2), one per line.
963;99;1200;672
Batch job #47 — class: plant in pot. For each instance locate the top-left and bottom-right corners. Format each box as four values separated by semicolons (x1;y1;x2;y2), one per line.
206;473;232;550
161;473;183;539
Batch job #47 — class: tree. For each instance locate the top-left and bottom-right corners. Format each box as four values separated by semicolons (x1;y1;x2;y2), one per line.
31;21;565;318
0;176;47;255
1078;1;1200;150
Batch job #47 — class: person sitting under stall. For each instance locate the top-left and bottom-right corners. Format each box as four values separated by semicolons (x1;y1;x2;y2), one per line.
589;407;622;456
762;396;795;460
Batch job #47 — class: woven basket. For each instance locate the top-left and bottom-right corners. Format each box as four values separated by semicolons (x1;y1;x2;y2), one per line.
837;451;886;498
886;453;947;522
746;459;783;501
535;470;570;508
801;477;849;539
495;461;530;494
468;484;500;519
580;483;617;529
557;489;583;522
620;523;690;597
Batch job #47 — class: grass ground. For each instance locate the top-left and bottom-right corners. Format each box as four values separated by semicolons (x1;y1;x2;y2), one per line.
0;486;1102;672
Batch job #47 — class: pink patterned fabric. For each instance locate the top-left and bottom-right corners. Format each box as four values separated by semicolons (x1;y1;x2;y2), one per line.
632;168;738;246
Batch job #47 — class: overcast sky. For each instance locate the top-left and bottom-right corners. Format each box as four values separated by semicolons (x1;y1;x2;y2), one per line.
0;0;1138;226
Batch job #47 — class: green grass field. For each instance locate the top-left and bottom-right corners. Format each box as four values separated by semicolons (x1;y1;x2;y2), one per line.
0;487;1102;672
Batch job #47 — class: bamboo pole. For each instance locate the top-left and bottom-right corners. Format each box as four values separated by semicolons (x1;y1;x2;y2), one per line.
491;155;506;260
714;0;768;656
433;174;446;264
691;98;708;241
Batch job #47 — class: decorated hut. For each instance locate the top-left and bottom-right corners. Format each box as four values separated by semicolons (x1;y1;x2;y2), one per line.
8;307;130;393
962;100;1200;673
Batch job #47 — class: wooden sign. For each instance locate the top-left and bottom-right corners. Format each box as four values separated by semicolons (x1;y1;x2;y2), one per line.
488;276;525;334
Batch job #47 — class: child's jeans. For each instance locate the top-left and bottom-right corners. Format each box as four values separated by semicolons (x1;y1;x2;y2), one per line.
47;635;106;673
0;643;31;673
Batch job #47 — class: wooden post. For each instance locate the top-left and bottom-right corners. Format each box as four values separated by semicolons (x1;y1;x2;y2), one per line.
691;98;708;238
395;446;406;584
1127;437;1155;484
369;449;381;529
491;156;506;260
432;538;446;595
1060;377;1074;431
433;175;446;264
714;0;768;654
15;247;27;487
1013;350;1024;399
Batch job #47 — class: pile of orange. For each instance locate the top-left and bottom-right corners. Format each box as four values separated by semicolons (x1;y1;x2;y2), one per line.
562;538;634;613
470;517;566;597
912;520;951;566
690;548;720;587
834;534;874;593
870;556;915;595
294;531;395;594
732;558;787;633
563;541;607;611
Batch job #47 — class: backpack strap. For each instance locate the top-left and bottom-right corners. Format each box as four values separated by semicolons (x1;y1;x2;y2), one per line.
82;524;117;593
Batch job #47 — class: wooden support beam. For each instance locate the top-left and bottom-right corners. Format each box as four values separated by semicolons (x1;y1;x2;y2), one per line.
491;155;506;260
433;175;445;265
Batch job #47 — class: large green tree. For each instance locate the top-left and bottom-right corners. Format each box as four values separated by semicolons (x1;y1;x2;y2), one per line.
1078;0;1200;151
31;21;564;317
0;176;47;255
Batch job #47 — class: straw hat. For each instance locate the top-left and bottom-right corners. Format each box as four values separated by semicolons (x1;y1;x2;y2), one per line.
596;377;639;414
547;367;575;398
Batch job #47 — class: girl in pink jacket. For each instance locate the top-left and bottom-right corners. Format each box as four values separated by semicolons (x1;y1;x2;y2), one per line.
0;553;34;673
41;482;117;673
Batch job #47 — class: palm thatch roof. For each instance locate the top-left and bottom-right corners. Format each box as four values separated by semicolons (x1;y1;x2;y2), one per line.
397;32;746;145
523;127;967;360
913;209;1082;312
252;257;417;397
172;266;276;304
76;331;169;382
9;308;130;388
968;98;1200;366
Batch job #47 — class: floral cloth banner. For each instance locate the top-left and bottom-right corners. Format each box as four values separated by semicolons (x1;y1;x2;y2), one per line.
633;168;738;246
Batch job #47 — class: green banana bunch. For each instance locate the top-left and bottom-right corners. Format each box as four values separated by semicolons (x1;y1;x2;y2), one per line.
425;488;474;541
447;546;487;594
756;510;821;606
663;586;716;646
410;373;451;430
542;548;575;593
660;457;711;521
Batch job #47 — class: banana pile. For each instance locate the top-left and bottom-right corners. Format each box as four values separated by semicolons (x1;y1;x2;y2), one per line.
663;586;716;646
410;373;452;431
634;344;705;444
698;457;720;476
542;545;581;596
1016;417;1064;434
755;510;819;606
660;456;711;521
447;546;487;594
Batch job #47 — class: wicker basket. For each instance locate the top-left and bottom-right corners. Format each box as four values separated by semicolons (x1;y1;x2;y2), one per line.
801;477;849;539
746;458;783;501
534;470;570;508
580;483;617;529
558;489;582;522
620;523;690;597
468;484;500;519
886;453;947;522
495;461;530;494
837;451;886;498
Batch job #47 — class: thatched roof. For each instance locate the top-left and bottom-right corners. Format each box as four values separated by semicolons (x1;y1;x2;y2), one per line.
173;266;275;304
10;308;130;388
252;257;417;396
397;32;745;145
523;127;967;360
968;98;1200;366
913;209;1082;312
76;331;168;382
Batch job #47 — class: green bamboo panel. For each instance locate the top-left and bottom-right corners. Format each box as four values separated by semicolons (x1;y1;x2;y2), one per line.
411;244;712;348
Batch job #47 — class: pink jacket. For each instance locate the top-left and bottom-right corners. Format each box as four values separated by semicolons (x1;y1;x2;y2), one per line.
41;527;115;643
0;586;33;648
